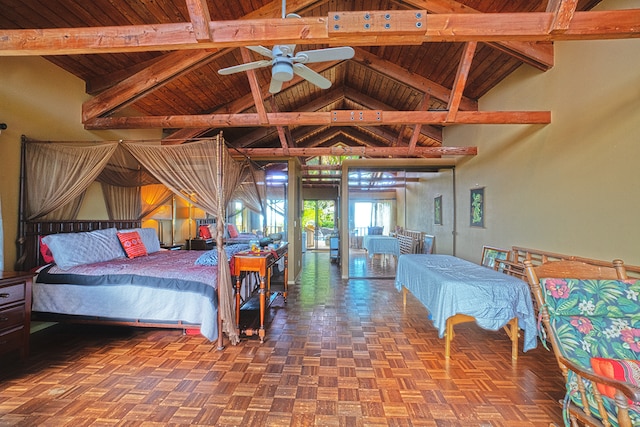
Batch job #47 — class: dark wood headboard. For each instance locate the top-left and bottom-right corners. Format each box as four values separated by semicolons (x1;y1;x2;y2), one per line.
17;220;141;272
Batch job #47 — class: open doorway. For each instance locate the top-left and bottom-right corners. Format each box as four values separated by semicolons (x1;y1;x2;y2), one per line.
302;199;336;250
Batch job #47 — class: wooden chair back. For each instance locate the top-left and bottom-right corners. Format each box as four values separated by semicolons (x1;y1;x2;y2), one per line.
397;234;415;255
524;259;640;427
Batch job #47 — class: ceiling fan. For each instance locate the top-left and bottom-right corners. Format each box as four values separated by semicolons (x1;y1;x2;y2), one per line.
217;13;354;94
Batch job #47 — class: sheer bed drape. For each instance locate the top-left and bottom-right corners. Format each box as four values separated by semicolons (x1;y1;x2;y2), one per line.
124;136;243;345
21;135;248;345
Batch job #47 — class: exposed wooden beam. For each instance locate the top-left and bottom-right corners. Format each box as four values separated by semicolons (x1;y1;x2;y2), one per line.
352;48;477;112
82;49;222;122
546;0;579;34
185;0;213;42
302;165;342;170
164;61;342;144
241;48;269;125
221;85;346;148
235;145;477;157
270;98;291;155
84;0;319;122
343;87;442;142
86;110;551;129
2;10;639;56
297;127;391;151
446;41;477;122
402;0;554;70
408;93;431;156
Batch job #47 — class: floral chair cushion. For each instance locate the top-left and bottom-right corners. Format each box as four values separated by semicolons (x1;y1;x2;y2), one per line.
539;278;640;426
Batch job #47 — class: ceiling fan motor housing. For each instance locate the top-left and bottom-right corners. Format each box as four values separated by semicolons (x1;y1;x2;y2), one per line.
272;53;294;82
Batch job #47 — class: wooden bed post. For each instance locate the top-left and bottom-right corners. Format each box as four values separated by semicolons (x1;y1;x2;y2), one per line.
216;133;226;351
15;136;28;271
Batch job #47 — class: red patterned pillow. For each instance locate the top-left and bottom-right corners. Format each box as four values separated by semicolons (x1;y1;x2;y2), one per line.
198;225;212;239
39;236;55;263
591;357;640;400
117;231;148;259
227;224;239;238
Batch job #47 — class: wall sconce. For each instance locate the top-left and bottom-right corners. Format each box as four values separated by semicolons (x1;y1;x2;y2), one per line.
0;123;6;135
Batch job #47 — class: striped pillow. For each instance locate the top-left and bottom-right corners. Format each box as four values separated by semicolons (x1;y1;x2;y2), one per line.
117;231;148;259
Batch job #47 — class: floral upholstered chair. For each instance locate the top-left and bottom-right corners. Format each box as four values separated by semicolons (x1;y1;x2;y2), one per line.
524;259;640;427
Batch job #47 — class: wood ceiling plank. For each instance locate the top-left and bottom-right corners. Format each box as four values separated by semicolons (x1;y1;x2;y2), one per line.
352;48;478;112
82;49;222;121
85;110;550;129
163;61;342;143
3;10;640;56
81;0;321;120
343;87;442;142
402;0;554;70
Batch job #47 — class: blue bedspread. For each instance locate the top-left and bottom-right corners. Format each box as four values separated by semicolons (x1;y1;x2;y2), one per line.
37;250;218;302
395;254;537;352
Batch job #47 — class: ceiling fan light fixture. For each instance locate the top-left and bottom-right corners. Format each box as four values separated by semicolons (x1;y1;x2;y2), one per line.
272;60;294;82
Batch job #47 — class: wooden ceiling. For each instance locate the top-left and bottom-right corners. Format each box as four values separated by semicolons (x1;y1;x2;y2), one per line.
2;0;639;166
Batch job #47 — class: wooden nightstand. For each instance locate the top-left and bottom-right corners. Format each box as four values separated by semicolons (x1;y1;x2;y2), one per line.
186;239;214;250
0;271;33;359
160;244;183;250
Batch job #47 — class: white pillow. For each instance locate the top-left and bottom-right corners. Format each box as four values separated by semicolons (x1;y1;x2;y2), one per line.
120;227;161;253
208;224;218;240
42;228;124;270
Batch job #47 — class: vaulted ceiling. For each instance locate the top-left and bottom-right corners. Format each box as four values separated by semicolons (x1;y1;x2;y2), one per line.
2;0;639;171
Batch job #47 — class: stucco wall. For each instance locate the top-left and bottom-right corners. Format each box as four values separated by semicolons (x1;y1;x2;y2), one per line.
0;56;160;268
446;0;640;265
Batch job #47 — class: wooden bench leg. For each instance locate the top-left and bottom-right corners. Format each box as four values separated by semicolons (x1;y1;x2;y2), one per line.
402;286;408;308
502;317;519;360
445;314;475;359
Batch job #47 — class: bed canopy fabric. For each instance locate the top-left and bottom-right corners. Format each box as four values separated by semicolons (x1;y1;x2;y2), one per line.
20;134;255;345
22;136;266;223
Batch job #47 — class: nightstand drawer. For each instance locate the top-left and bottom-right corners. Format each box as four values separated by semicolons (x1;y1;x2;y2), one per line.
0;326;25;350
0;283;26;307
0;305;26;331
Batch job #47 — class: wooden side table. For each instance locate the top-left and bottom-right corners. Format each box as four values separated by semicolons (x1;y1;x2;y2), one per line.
233;243;288;342
0;271;33;359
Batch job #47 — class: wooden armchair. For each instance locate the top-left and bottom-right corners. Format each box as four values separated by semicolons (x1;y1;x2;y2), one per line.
524;259;640;427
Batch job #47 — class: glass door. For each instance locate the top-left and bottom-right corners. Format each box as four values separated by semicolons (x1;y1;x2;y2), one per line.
302;200;335;250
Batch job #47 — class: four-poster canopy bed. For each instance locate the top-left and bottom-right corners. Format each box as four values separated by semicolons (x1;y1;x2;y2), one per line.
16;134;270;349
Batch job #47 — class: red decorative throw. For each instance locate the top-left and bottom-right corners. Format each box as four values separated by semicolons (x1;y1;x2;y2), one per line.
227;224;239;238
591;357;640;402
39;236;55;263
198;225;212;239
117;231;148;259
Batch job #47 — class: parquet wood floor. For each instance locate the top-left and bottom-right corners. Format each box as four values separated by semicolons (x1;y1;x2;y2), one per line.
0;251;565;426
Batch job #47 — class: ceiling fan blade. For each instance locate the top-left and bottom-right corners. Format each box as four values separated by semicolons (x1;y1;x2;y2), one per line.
293;47;355;64
218;59;272;75
292;64;331;89
269;79;284;94
246;46;273;59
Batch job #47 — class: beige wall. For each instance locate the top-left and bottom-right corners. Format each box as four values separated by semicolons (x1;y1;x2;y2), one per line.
447;0;640;265
0;56;160;269
406;170;455;255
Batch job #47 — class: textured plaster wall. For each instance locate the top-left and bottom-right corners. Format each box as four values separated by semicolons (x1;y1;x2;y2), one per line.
446;0;640;264
0;56;160;268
